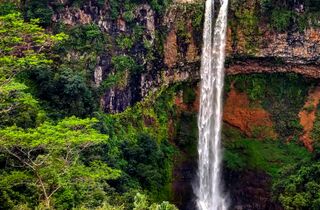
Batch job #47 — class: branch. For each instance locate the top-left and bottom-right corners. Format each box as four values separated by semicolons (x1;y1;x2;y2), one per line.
0;105;14;114
35;171;49;203
5;147;36;171
48;185;61;199
0;73;17;88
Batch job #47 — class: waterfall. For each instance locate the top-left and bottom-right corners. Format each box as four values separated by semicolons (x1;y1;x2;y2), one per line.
196;0;229;209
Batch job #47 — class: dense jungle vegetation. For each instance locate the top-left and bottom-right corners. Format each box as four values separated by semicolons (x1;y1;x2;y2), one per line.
0;1;176;209
0;0;320;210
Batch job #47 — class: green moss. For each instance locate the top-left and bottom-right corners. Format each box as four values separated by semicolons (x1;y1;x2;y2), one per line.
182;86;196;105
229;3;261;55
101;71;128;89
237;9;260;53
176;19;190;44
175;112;198;156
223;125;311;178
270;9;293;32
186;3;205;32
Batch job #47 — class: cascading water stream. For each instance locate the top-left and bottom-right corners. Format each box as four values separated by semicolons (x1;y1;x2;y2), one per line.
196;0;229;209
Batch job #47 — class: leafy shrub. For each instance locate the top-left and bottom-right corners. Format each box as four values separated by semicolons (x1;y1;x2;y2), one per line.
112;55;138;72
24;0;54;26
116;35;135;50
0;2;17;15
273;160;320;210
270;9;293;32
30;66;97;117
110;0;120;19
61;23;106;53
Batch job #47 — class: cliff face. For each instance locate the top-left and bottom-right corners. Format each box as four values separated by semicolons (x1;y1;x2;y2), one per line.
51;0;320;113
47;1;320;209
164;3;320;78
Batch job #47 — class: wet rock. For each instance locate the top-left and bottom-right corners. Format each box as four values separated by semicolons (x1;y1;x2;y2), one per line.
224;169;283;210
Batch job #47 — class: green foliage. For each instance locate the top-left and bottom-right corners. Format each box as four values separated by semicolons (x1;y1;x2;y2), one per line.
229;1;262;54
91;85;177;202
189;3;204;31
150;0;171;15
58;23;106;53
108;0;171;21
273;159;320;210
133;193;178;210
270;9;293;32
116;35;135;50
0;80;44;128
223;125;311;177
0;13;66;82
24;0;54;26
0;117;122;209
296;13;309;32
29;23;106;117
101;71;128;89
109;0;120;20
0;12;66;126
123;0;137;22
31;66;97;117
0;2;17;16
227;73;312;139
100;55;138;89
121;134;174;193
112;55;138;72
175;112;197;156
240;9;260;52
176;19;190;44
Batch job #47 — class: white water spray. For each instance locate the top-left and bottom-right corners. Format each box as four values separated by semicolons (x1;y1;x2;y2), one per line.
196;0;229;209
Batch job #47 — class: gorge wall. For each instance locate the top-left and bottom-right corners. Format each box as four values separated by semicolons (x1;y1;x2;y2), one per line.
24;0;320;209
49;0;320;114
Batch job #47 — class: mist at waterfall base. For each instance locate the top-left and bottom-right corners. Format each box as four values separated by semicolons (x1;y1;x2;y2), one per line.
194;0;229;209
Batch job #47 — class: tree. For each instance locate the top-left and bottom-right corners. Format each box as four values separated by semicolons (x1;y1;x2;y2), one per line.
133;193;178;210
273;160;320;210
0;12;66;127
0;117;121;209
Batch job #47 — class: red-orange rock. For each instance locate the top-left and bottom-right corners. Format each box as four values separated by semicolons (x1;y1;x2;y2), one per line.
299;86;320;151
223;87;277;139
164;29;178;68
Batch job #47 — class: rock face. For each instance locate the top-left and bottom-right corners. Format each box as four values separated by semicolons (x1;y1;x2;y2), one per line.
226;59;320;78
223;87;277;139
224;169;283;210
52;0;320;113
299;86;320;151
253;28;320;65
